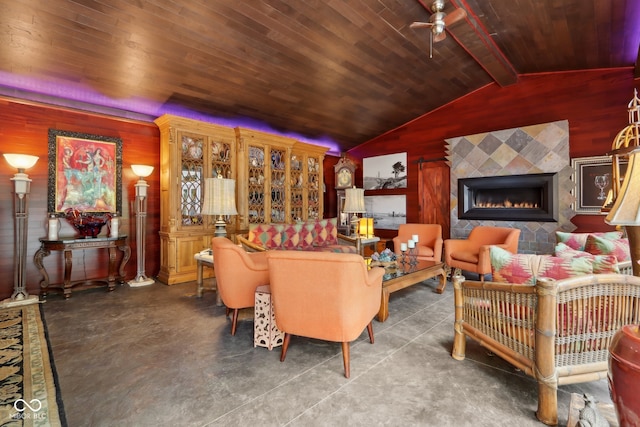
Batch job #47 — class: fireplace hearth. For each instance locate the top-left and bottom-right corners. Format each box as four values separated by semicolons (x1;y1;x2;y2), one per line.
458;173;558;222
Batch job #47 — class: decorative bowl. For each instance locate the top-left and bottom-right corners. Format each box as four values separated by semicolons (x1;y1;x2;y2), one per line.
65;208;111;238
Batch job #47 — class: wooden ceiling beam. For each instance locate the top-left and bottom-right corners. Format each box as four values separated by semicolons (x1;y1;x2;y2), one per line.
446;0;519;87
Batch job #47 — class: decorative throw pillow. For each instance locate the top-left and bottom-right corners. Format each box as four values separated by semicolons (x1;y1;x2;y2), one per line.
584;235;631;263
537;255;593;280
298;221;316;249
279;224;302;250
312;218;339;246
490;246;541;285
248;223;282;249
554;242;620;274
555;231;623;251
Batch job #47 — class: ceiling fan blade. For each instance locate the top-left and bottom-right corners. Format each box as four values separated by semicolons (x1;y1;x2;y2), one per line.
443;8;467;26
410;21;433;29
434;32;447;43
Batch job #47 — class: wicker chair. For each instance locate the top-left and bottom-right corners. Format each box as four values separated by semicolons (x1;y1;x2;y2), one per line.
452;273;640;425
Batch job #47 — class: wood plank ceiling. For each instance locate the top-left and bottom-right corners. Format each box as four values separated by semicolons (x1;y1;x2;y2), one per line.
1;0;639;153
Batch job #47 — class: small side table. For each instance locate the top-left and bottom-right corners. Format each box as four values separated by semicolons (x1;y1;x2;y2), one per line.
254;285;284;350
194;252;222;306
357;236;380;257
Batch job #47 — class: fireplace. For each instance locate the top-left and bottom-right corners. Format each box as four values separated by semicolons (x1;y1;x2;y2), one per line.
458;173;558;222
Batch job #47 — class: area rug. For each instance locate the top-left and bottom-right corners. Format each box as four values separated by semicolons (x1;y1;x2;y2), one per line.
0;304;65;426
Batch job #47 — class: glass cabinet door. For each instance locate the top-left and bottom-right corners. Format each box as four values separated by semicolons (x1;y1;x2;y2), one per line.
290;153;304;222
247;145;266;223
307;154;321;220
270;147;286;223
180;134;204;226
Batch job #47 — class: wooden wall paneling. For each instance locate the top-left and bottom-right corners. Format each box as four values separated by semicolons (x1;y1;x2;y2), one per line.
0;97;159;299
348;69;640;234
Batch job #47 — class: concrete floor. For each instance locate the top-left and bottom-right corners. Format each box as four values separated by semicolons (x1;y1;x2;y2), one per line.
42;276;611;426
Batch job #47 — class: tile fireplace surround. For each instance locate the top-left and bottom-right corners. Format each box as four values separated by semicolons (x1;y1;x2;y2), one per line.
446;120;574;254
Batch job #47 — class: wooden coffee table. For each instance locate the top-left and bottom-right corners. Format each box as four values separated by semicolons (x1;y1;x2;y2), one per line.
377;260;446;322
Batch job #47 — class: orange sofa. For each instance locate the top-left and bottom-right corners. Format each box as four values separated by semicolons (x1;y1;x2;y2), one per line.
392;223;443;262
444;226;521;281
265;250;384;378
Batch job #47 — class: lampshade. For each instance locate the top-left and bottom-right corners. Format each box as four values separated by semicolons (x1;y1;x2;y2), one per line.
131;164;154;178
3;153;38;171
201;177;238;216
358;217;374;238
606;150;640;225
343;187;365;213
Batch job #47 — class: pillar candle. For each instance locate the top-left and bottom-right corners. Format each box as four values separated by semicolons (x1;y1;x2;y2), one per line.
412;234;419;243
408;239;415;249
400;243;407;252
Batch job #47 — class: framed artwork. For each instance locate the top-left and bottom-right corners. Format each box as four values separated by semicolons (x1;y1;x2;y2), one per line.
572;155;626;214
364;195;406;230
363;153;407;190
47;129;122;215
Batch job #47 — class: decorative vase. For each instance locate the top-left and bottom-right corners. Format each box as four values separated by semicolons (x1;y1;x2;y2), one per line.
608;324;640;426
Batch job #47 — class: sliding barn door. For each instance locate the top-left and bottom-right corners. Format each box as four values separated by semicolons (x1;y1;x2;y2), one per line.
418;160;450;239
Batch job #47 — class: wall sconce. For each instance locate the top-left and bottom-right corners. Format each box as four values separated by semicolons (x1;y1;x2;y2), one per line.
343;187;366;237
201;175;238;238
358;217;374;238
2;153;39;307
128;164;155;287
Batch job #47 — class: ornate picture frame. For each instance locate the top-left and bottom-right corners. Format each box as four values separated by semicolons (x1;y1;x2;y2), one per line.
47;129;122;215
571;155;625;214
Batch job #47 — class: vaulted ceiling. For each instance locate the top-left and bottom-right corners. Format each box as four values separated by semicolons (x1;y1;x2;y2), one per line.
1;0;639;154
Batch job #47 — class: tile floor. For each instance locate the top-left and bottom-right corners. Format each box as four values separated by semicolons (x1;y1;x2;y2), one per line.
42;277;611;426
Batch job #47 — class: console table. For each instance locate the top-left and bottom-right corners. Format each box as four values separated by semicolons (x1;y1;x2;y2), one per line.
34;236;131;300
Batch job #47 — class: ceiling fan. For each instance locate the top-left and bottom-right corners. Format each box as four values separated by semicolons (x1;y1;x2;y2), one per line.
410;0;467;58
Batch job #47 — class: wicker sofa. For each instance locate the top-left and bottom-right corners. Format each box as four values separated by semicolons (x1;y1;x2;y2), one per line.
237;217;358;253
452;273;640;425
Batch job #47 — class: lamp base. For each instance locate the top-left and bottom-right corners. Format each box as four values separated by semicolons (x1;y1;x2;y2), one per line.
128;275;155;287
214;218;227;238
0;294;40;308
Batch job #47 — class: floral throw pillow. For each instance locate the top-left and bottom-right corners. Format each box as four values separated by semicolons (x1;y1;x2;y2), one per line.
584;235;631;263
490;246;541;285
555;231;623;251
554;243;620;274
537;254;593;280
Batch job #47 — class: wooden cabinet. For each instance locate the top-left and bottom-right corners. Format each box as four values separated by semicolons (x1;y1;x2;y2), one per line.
155;118;327;285
155;114;237;285
235;128;327;230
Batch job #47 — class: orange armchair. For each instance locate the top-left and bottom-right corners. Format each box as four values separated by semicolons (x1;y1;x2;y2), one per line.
211;237;269;335
265;251;385;378
444;226;520;281
392;223;443;262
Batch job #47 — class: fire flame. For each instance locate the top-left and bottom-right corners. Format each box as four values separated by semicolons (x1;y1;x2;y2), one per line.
475;199;538;208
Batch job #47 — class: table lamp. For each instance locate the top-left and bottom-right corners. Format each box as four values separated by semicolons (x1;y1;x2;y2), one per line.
343;187;365;237
358;217;374;238
201;174;238;238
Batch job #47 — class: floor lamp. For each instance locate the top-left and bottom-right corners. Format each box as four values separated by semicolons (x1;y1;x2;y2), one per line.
2;153;39;307
343;187;366;238
128;164;155;287
201;175;238;238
